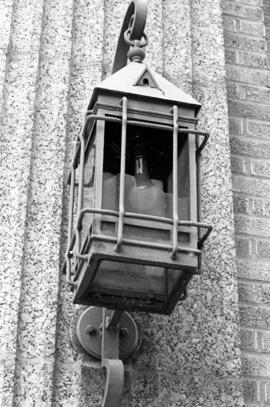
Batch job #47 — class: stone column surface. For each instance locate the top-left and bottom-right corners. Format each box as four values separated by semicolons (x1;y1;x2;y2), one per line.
0;0;244;406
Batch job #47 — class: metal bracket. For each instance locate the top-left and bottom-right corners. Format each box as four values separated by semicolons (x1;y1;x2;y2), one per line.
101;358;124;407
112;0;148;74
75;307;140;407
101;308;124;407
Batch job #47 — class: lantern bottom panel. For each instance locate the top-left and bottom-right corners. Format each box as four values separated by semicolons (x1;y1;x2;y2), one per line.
72;237;199;315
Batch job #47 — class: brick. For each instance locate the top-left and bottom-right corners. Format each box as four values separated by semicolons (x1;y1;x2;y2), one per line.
229;117;244;135
242;353;270;376
231;155;246;173
257;240;270;258
227;83;240;99
250;198;265;216
239;282;261;302
264;200;270;217
240;20;265;36
235;215;270;238
224;32;266;52
226;65;270;86
241;329;258;351
237;259;270;282
242;84;270;102
233;175;270;197
242;379;259;402
261;286;270;307
257;330;270;352
251;160;270;178
223;15;238;32
231;137;270;159
233;194;249;213
222;1;264;21
228;100;270;121
237;262;270;282
247;120;270;139
240;52;268;69
263;382;270;402
225;49;238;64
264;3;270;15
237;0;263;5
240;305;270;329
236;238;251;257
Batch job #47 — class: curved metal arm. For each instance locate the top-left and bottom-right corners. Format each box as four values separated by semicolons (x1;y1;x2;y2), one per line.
112;0;148;73
102;359;124;407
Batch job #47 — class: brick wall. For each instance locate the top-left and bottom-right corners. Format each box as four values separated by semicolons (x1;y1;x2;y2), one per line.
264;0;270;66
222;0;270;405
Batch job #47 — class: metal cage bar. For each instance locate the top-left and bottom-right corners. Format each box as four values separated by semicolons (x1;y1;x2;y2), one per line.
64;206;212;283
64;107;212;285
75;115;88;253
66;166;76;283
68;113;210;176
115;97;128;252
171;105;179;259
75;208;212;230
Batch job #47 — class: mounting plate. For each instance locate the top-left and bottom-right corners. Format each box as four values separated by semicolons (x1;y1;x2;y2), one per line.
76;307;140;360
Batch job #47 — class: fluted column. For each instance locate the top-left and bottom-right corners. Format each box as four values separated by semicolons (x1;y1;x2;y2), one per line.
0;1;45;405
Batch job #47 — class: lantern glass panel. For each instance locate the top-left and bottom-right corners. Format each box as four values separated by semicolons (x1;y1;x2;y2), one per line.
77;120;192;308
80;131;96;244
101;121;190;220
71;114;198;312
88;259;185;309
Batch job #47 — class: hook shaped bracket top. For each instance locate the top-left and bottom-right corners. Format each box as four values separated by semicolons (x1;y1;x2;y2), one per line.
112;0;148;74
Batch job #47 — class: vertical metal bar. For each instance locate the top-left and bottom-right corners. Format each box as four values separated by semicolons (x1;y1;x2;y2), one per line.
196;136;202;269
68;167;76;250
66;165;75;283
76;118;87;253
115;97;128;252
106;310;123;328
171;105;179;259
102;308;120;359
195;137;201;228
101;308;124;407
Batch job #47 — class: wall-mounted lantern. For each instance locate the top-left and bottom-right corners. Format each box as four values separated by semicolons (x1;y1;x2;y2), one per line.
63;1;212;405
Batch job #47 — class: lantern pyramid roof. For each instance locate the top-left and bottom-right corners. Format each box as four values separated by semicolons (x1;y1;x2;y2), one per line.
89;61;201;111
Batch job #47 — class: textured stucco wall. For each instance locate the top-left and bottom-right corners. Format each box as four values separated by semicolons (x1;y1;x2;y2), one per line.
0;0;244;406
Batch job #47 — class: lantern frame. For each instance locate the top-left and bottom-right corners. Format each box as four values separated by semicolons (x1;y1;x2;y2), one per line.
64;88;212;315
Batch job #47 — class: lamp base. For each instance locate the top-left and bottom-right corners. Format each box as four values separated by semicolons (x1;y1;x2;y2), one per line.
75;306;140;360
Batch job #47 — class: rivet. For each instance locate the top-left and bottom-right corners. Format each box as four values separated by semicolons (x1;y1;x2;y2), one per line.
85;325;97;335
120;327;129;337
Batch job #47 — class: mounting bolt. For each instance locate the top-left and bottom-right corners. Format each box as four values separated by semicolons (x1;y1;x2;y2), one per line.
85;325;97;335
120;327;129;337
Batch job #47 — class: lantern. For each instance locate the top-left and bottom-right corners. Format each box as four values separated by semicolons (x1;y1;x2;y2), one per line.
63;2;213;404
64;58;212;315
